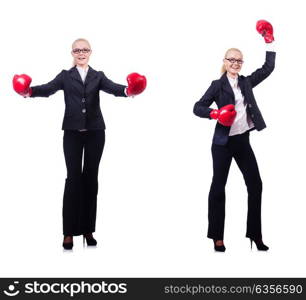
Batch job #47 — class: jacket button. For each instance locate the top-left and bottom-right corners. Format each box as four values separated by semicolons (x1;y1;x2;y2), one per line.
251;114;254;118
82;98;86;103
248;104;252;108
82;109;86;113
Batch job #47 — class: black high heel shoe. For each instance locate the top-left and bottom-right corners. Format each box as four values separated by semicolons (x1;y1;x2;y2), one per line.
63;236;73;250
83;233;97;246
213;240;226;252
250;239;269;251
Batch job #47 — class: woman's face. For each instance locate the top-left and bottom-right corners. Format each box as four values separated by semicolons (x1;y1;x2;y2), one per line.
71;40;92;67
223;50;243;77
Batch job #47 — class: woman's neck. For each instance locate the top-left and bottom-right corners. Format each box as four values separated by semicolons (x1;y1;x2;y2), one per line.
227;72;238;79
76;64;88;69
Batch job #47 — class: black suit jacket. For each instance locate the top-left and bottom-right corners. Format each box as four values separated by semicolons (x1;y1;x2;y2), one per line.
193;51;276;145
30;66;127;130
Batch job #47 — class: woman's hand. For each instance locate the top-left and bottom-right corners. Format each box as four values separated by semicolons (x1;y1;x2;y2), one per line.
126;72;147;96
13;74;32;97
256;20;274;43
210;104;237;127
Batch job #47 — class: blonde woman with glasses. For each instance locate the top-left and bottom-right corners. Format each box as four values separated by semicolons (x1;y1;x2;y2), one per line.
193;21;275;252
13;38;146;250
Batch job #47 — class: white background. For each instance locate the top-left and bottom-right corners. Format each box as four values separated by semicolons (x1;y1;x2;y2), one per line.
1;0;305;277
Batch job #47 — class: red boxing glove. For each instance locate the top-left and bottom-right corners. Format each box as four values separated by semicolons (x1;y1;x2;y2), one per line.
126;73;146;96
256;20;274;43
210;104;237;127
13;74;32;97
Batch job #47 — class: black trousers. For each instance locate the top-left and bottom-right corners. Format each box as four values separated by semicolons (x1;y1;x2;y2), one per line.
207;131;263;240
62;130;105;236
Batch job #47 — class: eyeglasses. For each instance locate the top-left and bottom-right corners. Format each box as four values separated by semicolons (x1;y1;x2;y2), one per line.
72;48;91;54
225;58;244;65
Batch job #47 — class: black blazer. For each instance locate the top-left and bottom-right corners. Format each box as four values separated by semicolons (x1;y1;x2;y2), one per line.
193;51;276;145
30;66;127;130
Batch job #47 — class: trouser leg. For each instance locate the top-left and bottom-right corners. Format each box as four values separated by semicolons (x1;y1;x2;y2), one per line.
232;133;263;239
207;143;233;240
80;130;105;234
62;130;84;236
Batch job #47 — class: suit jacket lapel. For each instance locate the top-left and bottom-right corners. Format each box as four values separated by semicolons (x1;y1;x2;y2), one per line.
238;76;246;97
69;65;98;86
220;72;235;104
84;66;98;86
69;66;83;85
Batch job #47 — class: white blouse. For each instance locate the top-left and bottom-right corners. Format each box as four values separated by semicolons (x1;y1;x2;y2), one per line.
228;75;254;136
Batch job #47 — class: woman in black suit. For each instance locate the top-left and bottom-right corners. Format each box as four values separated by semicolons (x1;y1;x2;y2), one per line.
13;38;146;250
193;22;275;252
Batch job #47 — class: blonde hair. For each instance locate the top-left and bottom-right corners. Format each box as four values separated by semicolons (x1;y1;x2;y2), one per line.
221;48;243;74
71;38;91;66
72;38;91;49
